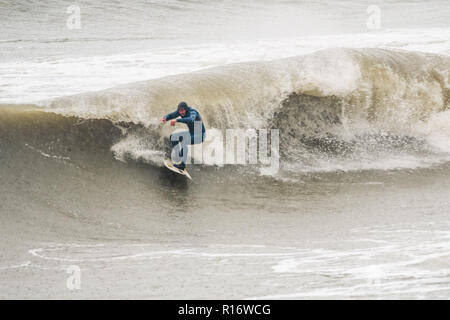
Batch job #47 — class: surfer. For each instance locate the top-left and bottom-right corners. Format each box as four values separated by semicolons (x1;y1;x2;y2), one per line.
159;102;206;171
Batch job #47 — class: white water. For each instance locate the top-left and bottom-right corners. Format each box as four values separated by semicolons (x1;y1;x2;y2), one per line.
1;0;449;103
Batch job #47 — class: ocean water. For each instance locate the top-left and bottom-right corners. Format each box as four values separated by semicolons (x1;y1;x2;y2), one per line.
0;0;449;299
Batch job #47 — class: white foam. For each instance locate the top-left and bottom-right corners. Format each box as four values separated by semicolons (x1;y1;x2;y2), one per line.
1;28;449;104
24;143;71;161
0;261;31;270
24;221;450;299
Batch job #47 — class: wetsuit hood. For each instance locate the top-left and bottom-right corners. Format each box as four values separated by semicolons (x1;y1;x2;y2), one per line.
177;101;189;112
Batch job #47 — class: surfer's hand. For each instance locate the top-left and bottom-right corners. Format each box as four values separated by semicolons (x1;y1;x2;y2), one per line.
170;119;177;126
159;118;166;124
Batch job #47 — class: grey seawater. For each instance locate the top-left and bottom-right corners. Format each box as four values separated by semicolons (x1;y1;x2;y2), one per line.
1;0;449;300
2;0;448;61
0;108;449;299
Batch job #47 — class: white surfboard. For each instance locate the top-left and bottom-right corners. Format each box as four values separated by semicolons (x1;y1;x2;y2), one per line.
163;159;192;180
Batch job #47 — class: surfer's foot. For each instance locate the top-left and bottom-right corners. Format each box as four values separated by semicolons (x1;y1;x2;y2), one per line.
174;163;186;171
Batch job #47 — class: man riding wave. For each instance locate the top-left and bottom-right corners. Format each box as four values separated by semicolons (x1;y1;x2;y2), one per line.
159;102;206;171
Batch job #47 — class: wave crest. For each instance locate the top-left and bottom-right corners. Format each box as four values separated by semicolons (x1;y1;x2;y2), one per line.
35;48;450;172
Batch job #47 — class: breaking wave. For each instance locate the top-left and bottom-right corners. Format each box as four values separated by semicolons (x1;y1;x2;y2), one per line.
4;48;450;175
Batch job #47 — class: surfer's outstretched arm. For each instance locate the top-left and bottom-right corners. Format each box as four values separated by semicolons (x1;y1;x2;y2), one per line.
161;110;180;122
